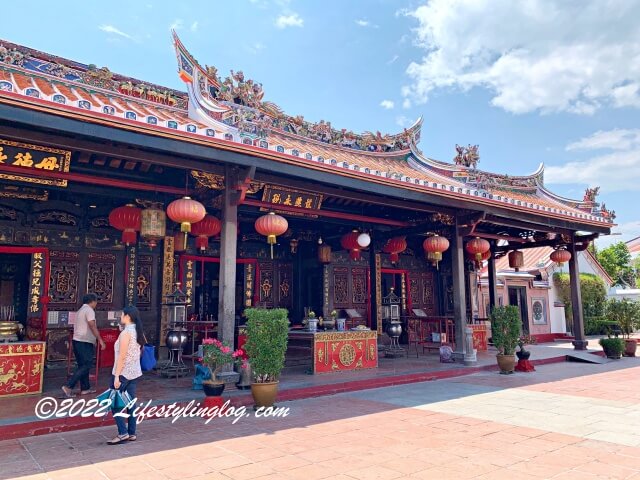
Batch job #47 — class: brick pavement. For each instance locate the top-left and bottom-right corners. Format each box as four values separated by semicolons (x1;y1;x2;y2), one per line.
1;357;639;480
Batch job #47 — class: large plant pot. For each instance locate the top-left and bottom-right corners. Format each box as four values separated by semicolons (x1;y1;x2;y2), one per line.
202;382;225;397
496;354;516;374
624;339;637;357
251;381;279;408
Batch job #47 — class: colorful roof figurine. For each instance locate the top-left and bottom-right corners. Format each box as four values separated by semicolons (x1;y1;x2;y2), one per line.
0;34;615;228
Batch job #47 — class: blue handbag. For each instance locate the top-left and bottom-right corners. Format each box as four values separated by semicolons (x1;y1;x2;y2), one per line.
96;388;131;410
140;333;156;371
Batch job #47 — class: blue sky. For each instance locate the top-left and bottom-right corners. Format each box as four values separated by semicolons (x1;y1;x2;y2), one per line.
2;0;639;246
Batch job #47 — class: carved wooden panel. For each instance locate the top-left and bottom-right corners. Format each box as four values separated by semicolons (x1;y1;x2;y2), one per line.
258;262;274;306
137;255;153;306
278;263;293;308
408;272;438;315
49;251;79;306
351;268;367;304
87;253;115;305
333;267;349;306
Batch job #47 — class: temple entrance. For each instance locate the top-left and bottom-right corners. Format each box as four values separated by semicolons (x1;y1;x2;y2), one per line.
508;286;529;334
0;253;30;328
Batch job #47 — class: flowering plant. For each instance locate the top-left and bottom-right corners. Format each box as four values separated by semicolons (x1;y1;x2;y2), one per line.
201;338;247;384
517;334;537;349
330;310;337;318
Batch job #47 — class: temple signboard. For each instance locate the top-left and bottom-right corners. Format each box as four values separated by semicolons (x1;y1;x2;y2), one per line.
0;138;71;187
261;186;322;216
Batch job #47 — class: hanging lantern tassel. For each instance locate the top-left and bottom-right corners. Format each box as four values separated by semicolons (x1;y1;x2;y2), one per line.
423;234;450;270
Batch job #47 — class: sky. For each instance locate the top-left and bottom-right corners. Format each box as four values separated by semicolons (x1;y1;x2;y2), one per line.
2;0;639;248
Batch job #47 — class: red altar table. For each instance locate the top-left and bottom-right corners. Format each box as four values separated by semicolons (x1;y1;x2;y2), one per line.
0;341;45;397
470;324;488;351
310;330;378;374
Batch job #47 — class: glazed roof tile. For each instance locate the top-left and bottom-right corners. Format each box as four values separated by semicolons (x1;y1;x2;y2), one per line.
0;38;615;230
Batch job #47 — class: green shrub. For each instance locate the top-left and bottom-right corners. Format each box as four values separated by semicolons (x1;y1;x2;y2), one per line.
244;308;289;383
606;298;640;339
585;317;620;336
553;273;607;322
490;305;521;356
599;337;624;358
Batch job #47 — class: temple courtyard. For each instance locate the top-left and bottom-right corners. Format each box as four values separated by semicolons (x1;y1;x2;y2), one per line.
1;357;639;480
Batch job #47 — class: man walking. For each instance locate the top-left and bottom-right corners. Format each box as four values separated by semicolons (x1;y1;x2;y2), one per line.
62;293;105;397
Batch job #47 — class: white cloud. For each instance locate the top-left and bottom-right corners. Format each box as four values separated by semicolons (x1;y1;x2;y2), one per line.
402;98;411;109
275;13;303;28
355;19;378;28
387;55;399;65
98;25;132;40
380;100;395;110
546;128;640;193
190;21;199;32
245;42;266;55
566;129;640;151
595;221;640;249
170;18;184;31
402;0;640;115
395;115;413;128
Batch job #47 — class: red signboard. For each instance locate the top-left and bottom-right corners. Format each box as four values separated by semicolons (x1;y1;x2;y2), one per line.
0;341;45;397
313;331;378;374
471;324;488;351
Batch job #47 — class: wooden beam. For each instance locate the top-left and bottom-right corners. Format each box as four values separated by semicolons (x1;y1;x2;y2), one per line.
0;163;186;195
242;199;411;227
230;165;256;206
457;212;486;237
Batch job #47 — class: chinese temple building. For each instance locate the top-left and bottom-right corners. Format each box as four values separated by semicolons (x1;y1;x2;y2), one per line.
0;33;614;396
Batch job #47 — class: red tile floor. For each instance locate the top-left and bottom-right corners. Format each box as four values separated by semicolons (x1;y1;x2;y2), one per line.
0;356;639;479
0;340;596;439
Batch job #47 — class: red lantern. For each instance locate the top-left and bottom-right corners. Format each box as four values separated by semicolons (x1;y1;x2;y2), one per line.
191;215;222;251
550;248;571;266
423;234;450;268
341;231;362;261
383;236;407;263
167;196;206;234
255;212;288;258
108;204;141;246
173;231;186;252
465;237;490;262
508;250;524;272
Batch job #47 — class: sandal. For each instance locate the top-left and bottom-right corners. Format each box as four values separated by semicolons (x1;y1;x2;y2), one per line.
128;435;137;441
107;434;129;445
80;389;97;395
61;386;74;398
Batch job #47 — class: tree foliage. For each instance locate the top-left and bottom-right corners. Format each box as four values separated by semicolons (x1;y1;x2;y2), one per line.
553;272;608;322
596;242;635;287
244;308;289;383
490;305;521;356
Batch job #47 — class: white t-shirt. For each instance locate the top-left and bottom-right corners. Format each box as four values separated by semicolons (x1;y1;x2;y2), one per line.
73;304;97;344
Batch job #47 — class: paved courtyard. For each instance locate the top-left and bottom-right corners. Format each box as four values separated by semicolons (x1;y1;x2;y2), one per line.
1;357;640;480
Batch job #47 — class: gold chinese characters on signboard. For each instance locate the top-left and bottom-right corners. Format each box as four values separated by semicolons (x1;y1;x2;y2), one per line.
261;186;323;215
0;138;71;187
126;246;137;306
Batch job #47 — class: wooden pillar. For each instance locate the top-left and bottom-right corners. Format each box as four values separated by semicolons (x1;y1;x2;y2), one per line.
368;233;379;333
217;167;238;348
568;239;588;350
487;240;498;314
451;225;468;359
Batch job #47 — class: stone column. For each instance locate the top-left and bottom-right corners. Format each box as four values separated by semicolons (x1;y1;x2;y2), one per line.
568;240;588;350
451;225;468;361
217;166;238;348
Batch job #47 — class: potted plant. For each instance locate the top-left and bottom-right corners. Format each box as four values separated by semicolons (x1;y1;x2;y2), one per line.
599;336;625;359
516;334;537;361
201;338;247;396
607;299;638;357
490;305;521;374
244;308;289;408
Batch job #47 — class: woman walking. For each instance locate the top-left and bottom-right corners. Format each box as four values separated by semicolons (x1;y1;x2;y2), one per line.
107;306;143;445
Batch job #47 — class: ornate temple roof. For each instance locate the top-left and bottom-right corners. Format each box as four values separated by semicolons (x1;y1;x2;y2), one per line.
0;36;615;228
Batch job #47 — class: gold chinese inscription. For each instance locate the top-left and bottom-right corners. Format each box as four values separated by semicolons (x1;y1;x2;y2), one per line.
28;252;44;316
125;246;137;306
0;138;71;187
261;185;323;215
244;263;254;307
184;259;195;306
160;236;175;347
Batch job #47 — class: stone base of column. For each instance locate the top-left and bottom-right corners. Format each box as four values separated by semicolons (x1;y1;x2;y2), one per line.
572;339;589;350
